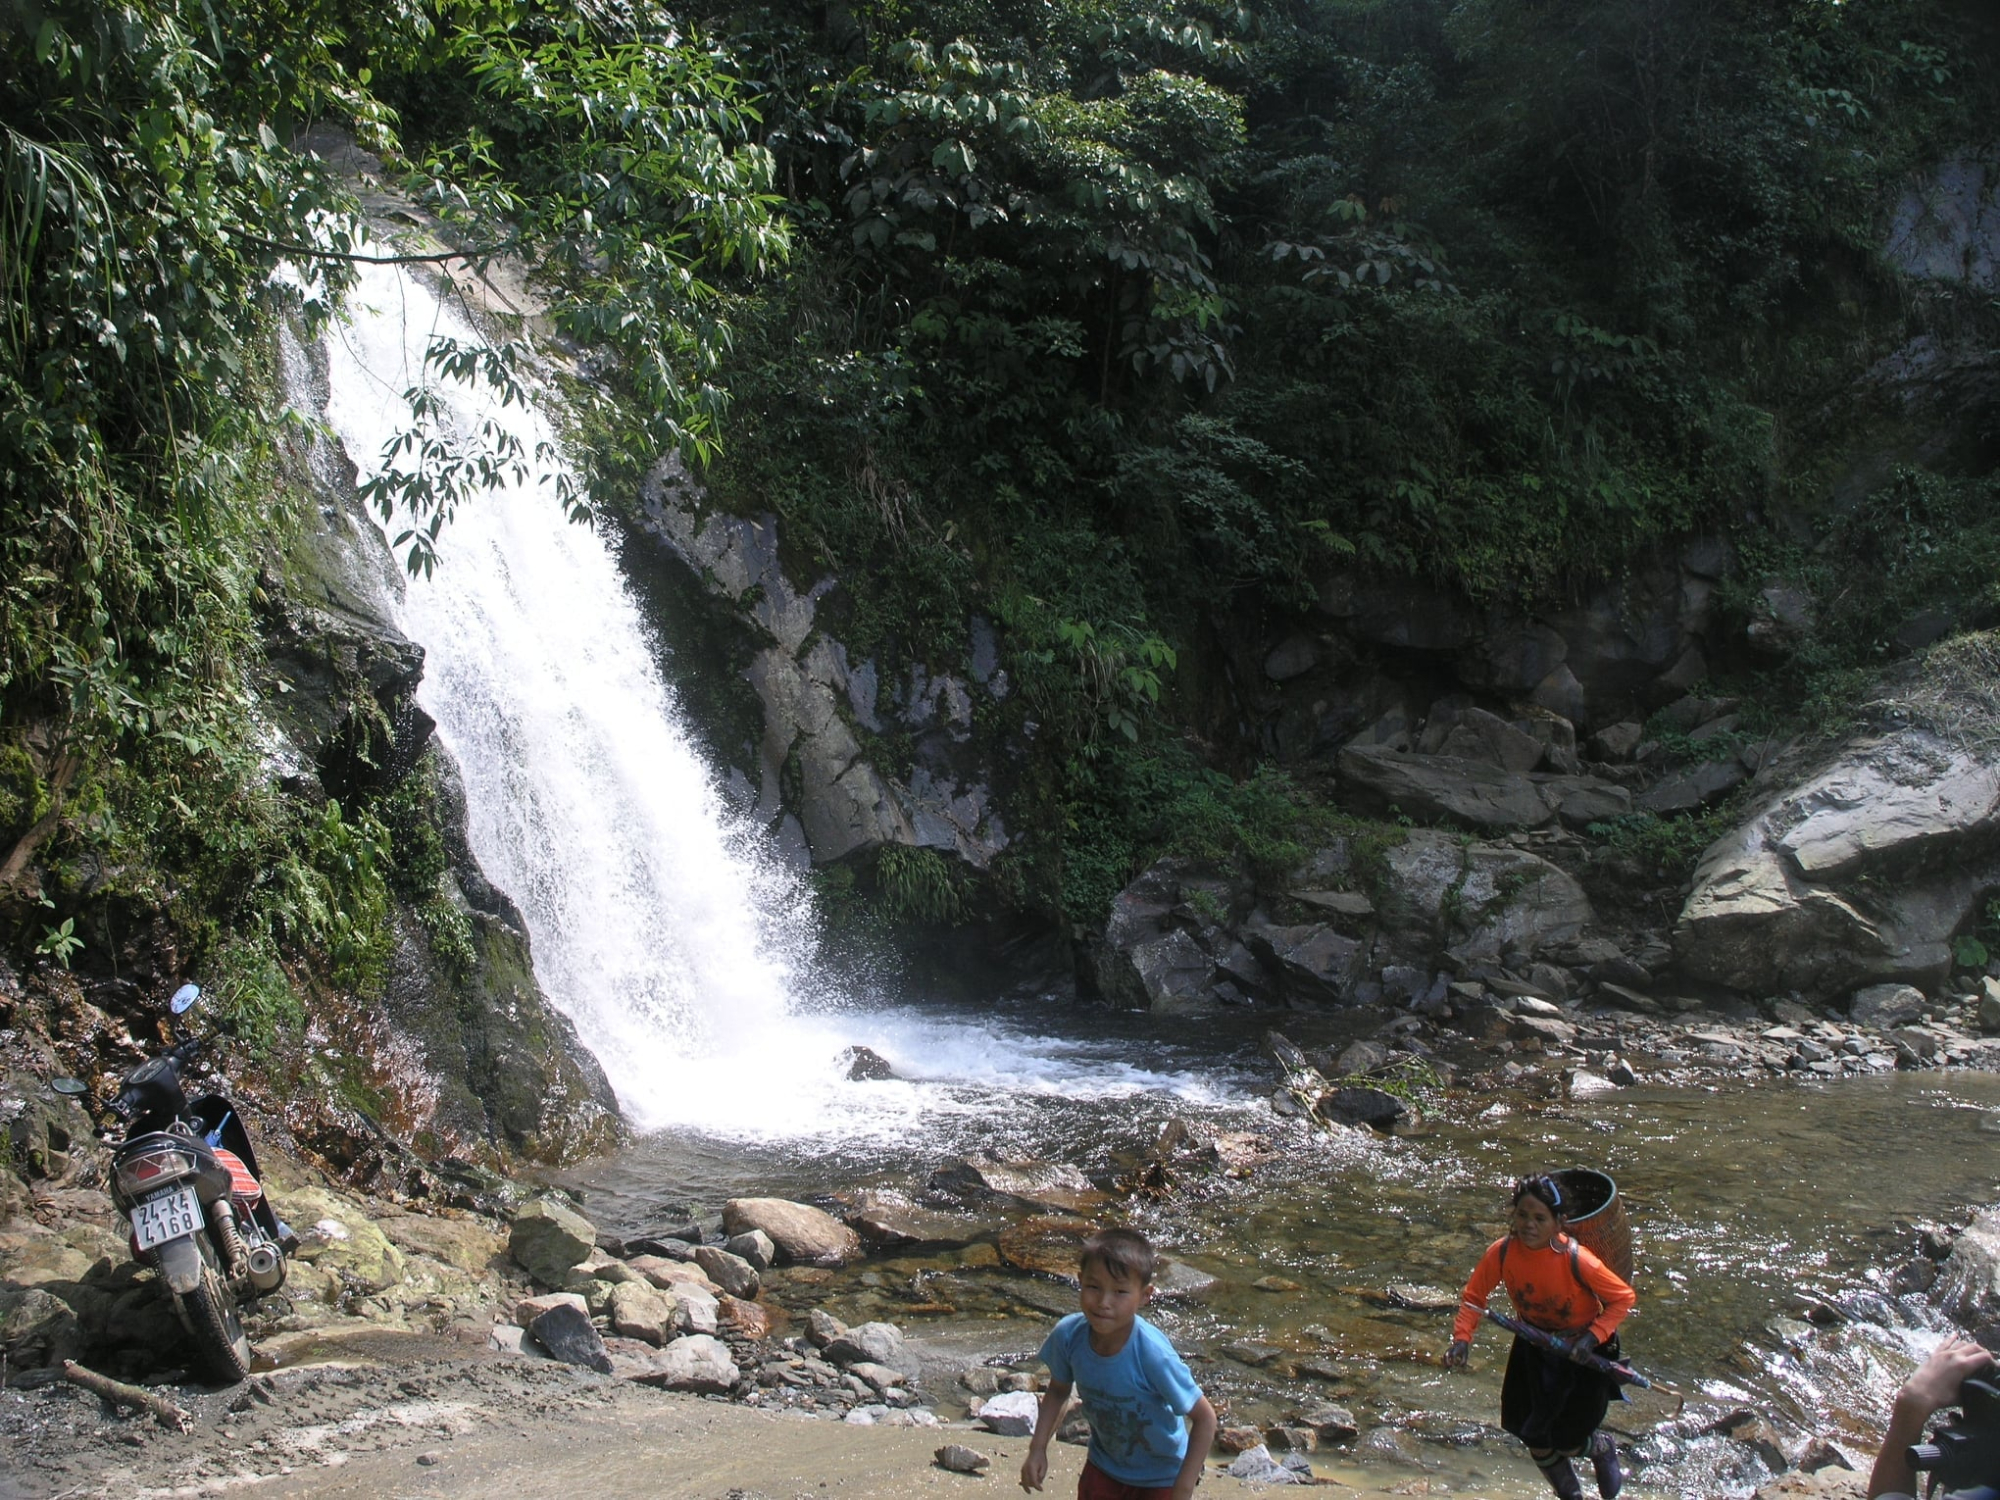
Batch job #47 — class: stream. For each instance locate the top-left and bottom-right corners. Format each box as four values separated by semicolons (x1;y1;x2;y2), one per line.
316;259;1999;1498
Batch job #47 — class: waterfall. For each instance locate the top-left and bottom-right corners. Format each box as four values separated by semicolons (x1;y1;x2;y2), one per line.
317;261;1239;1144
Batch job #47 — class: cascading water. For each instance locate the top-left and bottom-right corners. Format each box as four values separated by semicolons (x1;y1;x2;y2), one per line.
315;261;1244;1142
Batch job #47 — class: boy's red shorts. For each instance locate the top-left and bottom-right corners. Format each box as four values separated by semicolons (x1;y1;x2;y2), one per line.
1076;1459;1176;1500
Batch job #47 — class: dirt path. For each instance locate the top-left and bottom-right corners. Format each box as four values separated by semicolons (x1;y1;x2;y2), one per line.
0;1350;1566;1500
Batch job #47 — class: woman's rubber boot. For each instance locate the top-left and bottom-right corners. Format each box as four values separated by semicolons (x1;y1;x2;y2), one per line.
1588;1433;1625;1500
1535;1454;1584;1500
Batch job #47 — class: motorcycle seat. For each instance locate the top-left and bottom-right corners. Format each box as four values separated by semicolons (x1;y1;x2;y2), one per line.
211;1146;262;1205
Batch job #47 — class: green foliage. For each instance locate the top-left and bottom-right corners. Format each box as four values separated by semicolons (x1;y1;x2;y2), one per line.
1585;808;1735;882
876;844;969;925
33;916;81;968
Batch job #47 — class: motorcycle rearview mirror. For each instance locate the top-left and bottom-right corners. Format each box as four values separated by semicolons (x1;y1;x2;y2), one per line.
169;983;201;1015
49;1077;89;1097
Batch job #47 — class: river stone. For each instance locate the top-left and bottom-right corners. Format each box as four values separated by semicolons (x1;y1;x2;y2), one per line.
1316;1087;1407;1131
822;1320;914;1374
723;1230;775;1270
515;1291;588;1326
510;1197;597;1285
528;1302;613;1374
723;1197;863;1267
807;1308;848;1347
839;1045;897;1081
693;1245;760;1299
930;1156;1104;1214
1299;1405;1359;1443
1153;1259;1221;1301
934;1444;992;1474
606;1280;675;1346
843;1190;994;1251
1226;1444;1308;1484
717;1293;772;1339
847;1360;906;1394
630;1257;719;1294
1851;983;1926;1029
1334;1039;1391;1077
665;1282;720;1336
639;1333;738;1393
976;1389;1042;1437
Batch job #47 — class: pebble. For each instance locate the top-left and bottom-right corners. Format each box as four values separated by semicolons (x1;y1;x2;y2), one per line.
934;1444;991;1474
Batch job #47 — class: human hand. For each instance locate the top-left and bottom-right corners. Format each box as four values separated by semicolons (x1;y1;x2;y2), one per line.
1896;1333;1994;1421
1020;1448;1048;1493
1444;1340;1471;1370
1568;1332;1600;1365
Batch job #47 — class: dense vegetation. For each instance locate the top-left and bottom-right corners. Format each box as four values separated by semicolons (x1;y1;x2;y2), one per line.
1;0;1996;1012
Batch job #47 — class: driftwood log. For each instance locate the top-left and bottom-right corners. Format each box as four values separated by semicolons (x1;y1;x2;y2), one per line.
60;1359;193;1431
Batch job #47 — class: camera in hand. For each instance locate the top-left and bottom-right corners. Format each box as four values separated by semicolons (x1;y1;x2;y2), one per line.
1908;1370;2000;1500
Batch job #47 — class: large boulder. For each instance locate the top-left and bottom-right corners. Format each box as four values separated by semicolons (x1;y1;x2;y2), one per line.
509;1197;597;1285
636;1333;739;1393
722;1197;863;1267
1338;745;1554;829
288;1186;406;1294
1934;1207;2000;1331
1093;861;1251;1011
1676;731;2000;999
606;1281;677;1345
528;1301;613;1374
1241;920;1365;1003
1377;831;1592;963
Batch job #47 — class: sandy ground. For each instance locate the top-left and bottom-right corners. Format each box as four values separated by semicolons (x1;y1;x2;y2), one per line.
0;1341;1570;1500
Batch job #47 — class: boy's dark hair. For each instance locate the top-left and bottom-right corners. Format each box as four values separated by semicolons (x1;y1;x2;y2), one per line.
1079;1227;1157;1285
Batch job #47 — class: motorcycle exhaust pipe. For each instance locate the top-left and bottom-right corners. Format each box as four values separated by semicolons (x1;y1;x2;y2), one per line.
245;1242;285;1292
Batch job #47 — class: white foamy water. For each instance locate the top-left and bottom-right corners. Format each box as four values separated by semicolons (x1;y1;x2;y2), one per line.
315;263;1242;1140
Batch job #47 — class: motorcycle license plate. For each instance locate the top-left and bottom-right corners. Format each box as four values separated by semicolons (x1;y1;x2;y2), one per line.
132;1186;203;1251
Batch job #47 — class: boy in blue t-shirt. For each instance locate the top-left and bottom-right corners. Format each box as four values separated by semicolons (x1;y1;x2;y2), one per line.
1019;1228;1218;1500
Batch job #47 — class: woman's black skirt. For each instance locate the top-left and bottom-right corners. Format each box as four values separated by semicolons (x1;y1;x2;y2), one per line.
1500;1333;1622;1452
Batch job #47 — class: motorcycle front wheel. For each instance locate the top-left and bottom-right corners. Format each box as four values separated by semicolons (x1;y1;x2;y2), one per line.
176;1258;251;1382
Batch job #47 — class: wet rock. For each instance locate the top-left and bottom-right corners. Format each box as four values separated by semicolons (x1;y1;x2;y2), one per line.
509;1197;597;1286
640;1333;739;1394
997;1216;1096;1279
838;1045;897;1081
1266;1426;1318;1452
1334;1040;1392;1076
1935;1207;2000;1327
1226;1444;1309;1484
1152;1259;1221;1301
1218;1425;1265;1454
1298;1405;1359;1443
843;1191;996;1252
527;1302;613;1374
722;1197;863;1267
1798;1437;1858;1473
1316;1087;1408;1131
930;1156;1104;1214
934;1444;991;1475
1512;1014;1578;1046
976;1389;1041;1436
693;1245;760;1299
606;1281;675;1346
723;1229;775;1270
1851;983;1926;1029
1889;1258;1937;1296
1384;1283;1457;1312
1725;1413;1789;1472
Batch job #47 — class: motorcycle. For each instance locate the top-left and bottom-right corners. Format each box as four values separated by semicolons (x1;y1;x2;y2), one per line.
53;983;292;1382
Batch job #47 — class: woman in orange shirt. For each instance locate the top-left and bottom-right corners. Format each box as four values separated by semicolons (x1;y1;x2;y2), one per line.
1444;1174;1636;1500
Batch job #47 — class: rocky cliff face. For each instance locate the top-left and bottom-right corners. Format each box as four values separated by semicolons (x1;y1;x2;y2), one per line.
625;455;1012;873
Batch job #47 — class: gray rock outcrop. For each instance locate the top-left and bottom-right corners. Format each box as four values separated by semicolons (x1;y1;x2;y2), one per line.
1675;730;2000;999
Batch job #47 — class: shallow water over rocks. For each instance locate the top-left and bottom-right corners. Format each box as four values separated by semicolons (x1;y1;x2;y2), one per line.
570;1006;2000;1497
